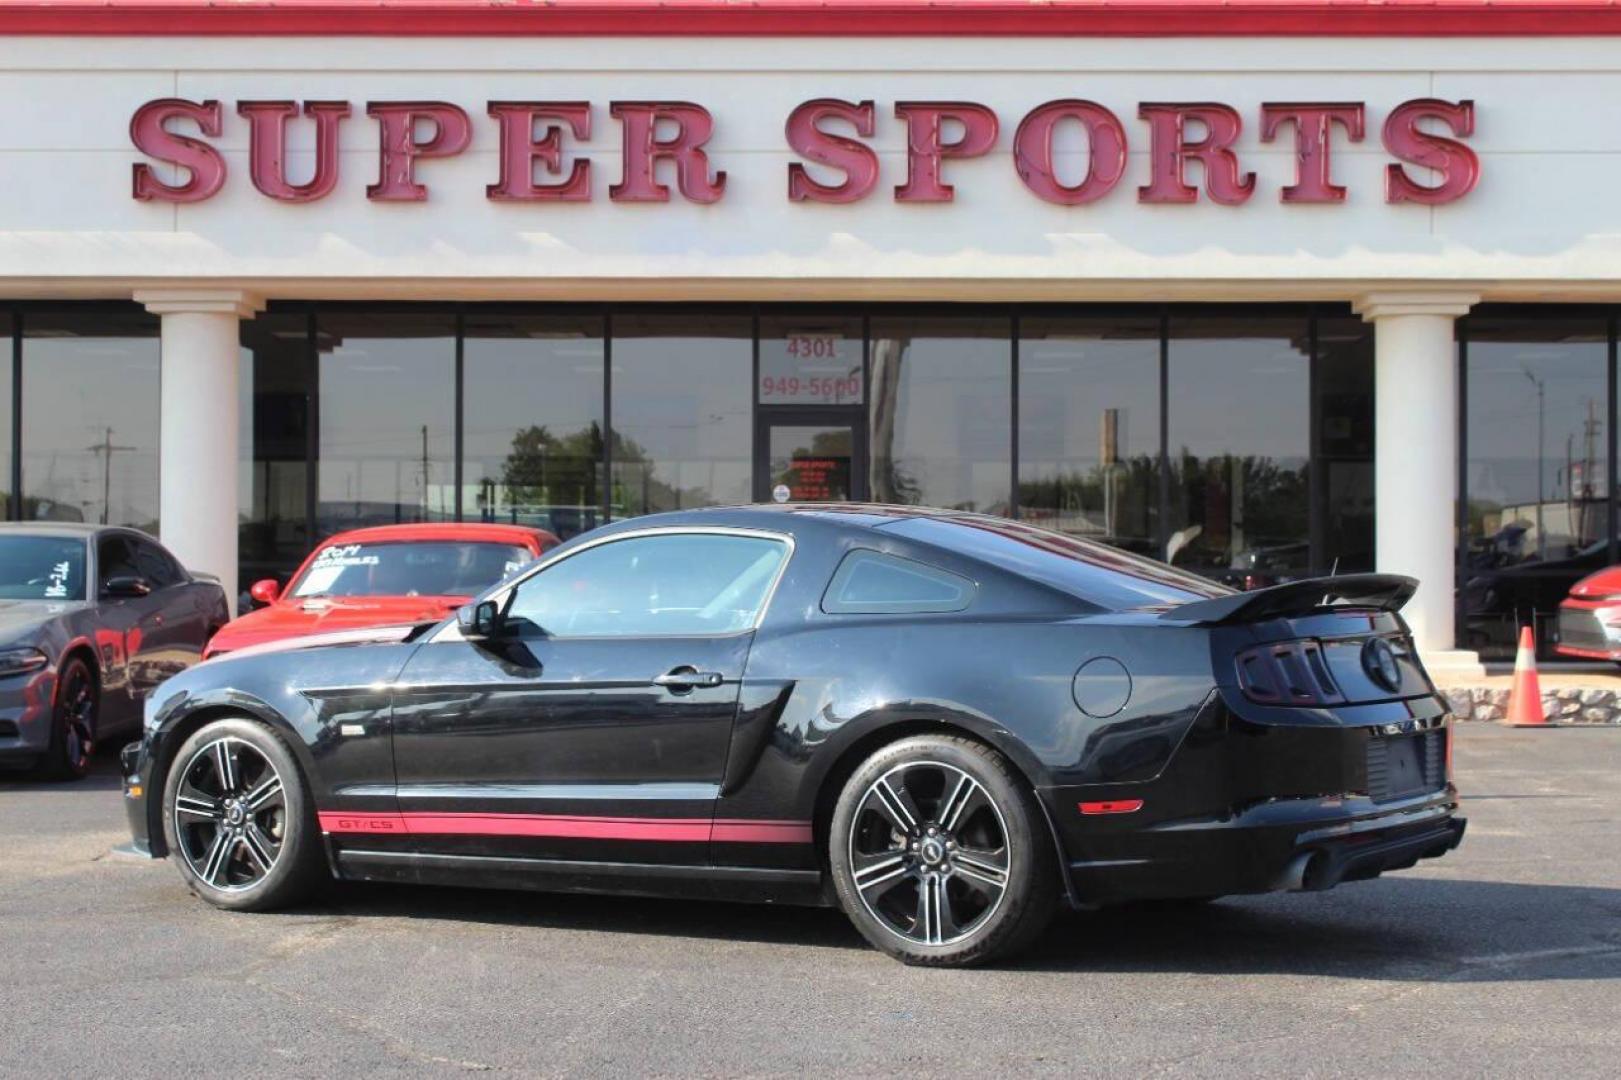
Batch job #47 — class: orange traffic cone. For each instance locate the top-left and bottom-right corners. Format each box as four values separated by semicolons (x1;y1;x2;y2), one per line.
1505;626;1548;727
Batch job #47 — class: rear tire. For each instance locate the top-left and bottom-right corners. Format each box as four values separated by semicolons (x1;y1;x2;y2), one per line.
161;717;325;911
828;734;1059;967
37;656;96;781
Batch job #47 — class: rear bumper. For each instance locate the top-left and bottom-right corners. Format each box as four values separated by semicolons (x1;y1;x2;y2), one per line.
1296;814;1465;891
1059;786;1465;904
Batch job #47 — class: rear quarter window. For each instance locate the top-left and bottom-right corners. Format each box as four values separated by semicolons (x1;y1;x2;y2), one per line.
878;516;1229;612
821;549;975;615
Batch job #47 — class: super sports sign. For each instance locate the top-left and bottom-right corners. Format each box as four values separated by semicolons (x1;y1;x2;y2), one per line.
128;96;1479;207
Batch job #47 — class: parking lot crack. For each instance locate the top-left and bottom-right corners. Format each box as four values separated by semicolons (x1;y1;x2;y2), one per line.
250;975;509;1073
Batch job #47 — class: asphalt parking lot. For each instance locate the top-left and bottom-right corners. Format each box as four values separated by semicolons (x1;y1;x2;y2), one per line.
1;726;1617;1078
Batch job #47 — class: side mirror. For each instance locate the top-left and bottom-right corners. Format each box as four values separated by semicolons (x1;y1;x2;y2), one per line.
249;578;281;606
457;599;503;641
103;574;152;599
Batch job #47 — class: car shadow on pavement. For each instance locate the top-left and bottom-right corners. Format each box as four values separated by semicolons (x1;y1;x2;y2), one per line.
307;880;869;952
0;751;124;792
1021;879;1621;979
287;874;1621;978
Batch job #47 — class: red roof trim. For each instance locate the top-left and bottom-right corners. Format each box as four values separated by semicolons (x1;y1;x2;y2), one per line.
2;2;1620;38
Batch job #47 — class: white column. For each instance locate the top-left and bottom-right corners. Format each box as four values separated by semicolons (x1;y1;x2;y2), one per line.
1353;291;1483;677
135;289;264;617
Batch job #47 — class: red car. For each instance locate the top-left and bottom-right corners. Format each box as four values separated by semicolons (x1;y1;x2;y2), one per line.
1554;565;1621;662
206;523;558;659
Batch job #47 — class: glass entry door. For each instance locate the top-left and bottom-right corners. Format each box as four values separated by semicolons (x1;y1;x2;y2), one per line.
755;409;866;503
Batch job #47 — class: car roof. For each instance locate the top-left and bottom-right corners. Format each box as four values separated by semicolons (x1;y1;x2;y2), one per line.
317;522;557;547
604;502;1050;536
603;503;1229;609
0;522;105;539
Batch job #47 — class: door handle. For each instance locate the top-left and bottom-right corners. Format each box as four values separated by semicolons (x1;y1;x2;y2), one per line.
653;667;725;691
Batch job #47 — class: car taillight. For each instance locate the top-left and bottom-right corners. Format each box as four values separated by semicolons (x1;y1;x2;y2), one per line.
1235;640;1344;706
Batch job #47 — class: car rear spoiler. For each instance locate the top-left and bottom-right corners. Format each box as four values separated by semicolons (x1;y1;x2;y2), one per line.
1160;574;1418;626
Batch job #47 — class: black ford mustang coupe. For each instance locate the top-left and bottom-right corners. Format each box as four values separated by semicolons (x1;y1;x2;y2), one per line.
121;505;1463;966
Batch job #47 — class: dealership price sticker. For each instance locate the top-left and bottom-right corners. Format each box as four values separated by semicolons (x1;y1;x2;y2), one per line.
296;545;380;596
44;561;71;599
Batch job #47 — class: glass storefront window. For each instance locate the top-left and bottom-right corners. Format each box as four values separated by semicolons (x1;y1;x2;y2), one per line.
1018;315;1160;559
1167;314;1311;586
1315;316;1376;576
463;312;605;541
240;312;314;594
21;307;160;529
610;314;752;517
759;315;864;406
768;424;856;501
1462;311;1609;658
316;311;456;536
870;316;1011;514
1;311;12;519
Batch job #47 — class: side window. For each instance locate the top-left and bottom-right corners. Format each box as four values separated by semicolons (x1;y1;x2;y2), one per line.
505;532;789;637
97;536;137;589
821;549;975;615
132;539;183;588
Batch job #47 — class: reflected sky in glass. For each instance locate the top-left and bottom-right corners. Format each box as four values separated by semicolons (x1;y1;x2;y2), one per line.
21;312;160;529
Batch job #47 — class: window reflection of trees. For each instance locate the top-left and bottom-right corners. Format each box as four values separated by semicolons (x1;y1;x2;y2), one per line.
1017;318;1159;558
464;315;604;541
610;316;752;517
1167;320;1312;587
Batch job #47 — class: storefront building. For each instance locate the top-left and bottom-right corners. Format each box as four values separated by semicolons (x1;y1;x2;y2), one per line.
3;1;1620;670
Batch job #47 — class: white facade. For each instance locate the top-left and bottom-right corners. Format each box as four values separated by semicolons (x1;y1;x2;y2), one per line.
6;29;1620;667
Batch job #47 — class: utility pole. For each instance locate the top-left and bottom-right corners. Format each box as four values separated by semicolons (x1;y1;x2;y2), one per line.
1523;367;1546;552
86;427;135;525
420;424;430;518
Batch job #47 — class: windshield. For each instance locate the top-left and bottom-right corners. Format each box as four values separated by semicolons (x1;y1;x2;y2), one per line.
880;515;1231;612
289;541;532;600
0;536;87;601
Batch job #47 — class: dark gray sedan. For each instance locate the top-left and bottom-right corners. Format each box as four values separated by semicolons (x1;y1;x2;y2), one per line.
0;524;229;779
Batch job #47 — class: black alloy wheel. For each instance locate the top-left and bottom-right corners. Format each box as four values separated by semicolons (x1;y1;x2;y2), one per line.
40;656;96;781
162;718;324;911
173;735;286;890
829;735;1058;966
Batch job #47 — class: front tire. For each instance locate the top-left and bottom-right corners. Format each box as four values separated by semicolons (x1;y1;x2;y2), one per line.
38;656;97;781
161;718;324;911
828;735;1059;967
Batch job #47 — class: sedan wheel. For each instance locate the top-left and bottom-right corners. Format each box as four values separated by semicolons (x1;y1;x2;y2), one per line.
829;735;1058;966
162;718;324;911
39;657;96;781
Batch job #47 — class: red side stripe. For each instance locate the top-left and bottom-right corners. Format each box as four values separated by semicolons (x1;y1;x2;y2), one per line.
317;811;812;844
711;819;815;844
